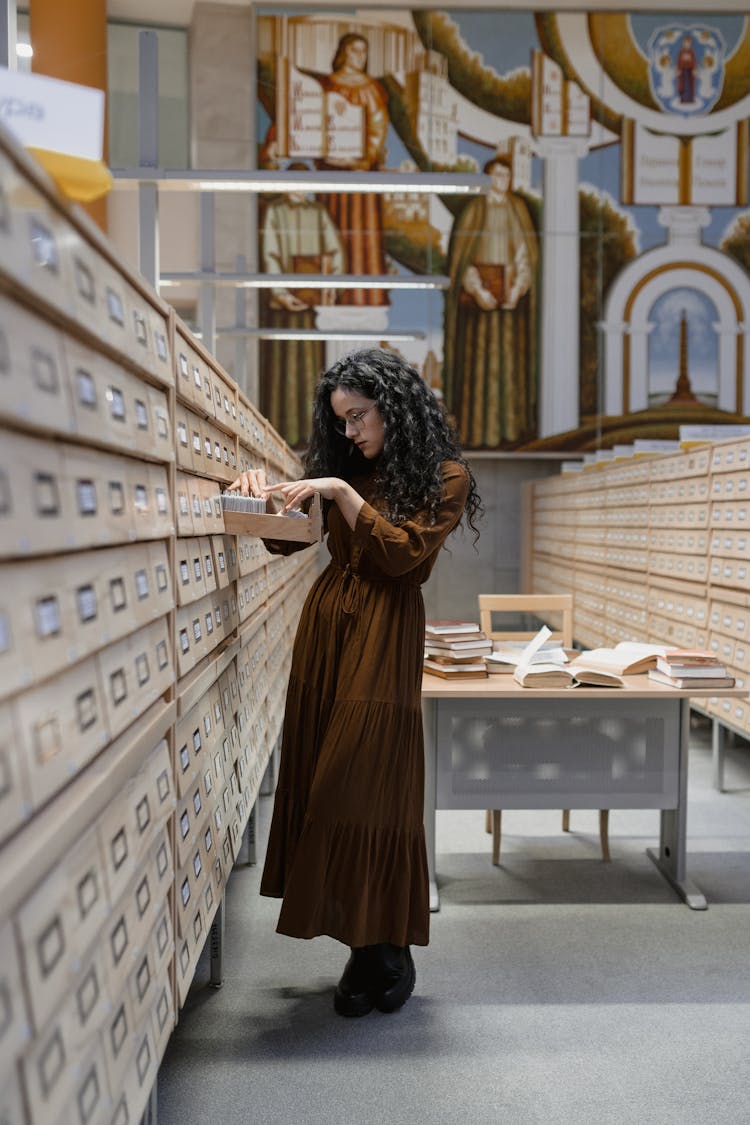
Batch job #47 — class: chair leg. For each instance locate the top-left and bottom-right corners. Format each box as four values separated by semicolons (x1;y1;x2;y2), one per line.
599;809;611;863
491;810;502;866
485;809;492;835
561;809;570;832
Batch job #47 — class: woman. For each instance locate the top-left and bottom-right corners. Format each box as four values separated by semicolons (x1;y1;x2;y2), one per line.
228;348;480;1017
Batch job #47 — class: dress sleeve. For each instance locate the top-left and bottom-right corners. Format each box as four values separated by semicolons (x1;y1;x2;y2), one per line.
351;462;469;577
262;538;315;557
262;498;330;556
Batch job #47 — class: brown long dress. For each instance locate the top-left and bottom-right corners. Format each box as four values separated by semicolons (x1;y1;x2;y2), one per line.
260;461;470;947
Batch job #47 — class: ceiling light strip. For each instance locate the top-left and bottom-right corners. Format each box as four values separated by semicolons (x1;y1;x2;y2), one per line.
158;272;450;290
111;168;485;195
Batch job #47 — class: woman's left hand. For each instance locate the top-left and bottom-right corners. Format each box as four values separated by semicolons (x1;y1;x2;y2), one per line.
263;477;344;514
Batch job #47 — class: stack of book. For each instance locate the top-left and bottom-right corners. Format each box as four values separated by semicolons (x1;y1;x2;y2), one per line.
647;650;736;690
423;620;491;679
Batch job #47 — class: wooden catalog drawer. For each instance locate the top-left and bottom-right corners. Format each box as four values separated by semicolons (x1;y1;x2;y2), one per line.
0;700;32;844
710;469;750;501
63;335;172;462
605;546;648;571
0;543;172;701
14;657;108;810
710;499;750;530
175;593;227;678
709;556;750;590
709;529;750;559
15;827;107;1034
709;600;750;640
605;484;650;508
0;176;77;318
709;695;750;735
0;292;75;438
648;528;709;555
605;528;648;550
648;612;707;651
709;438;750;474
649;552;709;583
649;448;711;481
0;918;30;1077
647;584;708;630
175;339;208;411
649;476;710;505
97;618;172;742
648;502;709;530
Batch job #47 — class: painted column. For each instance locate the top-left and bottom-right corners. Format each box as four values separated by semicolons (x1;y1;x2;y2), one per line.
29;0;108;231
601;321;627;416
734;322;750;414
657;205;711;247
627;323;656;412
536;137;589;438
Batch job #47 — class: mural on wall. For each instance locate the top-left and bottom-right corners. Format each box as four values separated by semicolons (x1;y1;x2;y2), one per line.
256;9;750;451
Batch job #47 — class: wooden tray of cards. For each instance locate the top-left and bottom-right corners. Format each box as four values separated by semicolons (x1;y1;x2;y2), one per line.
221;491;323;543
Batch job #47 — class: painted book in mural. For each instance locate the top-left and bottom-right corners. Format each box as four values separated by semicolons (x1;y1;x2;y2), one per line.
276;58;365;161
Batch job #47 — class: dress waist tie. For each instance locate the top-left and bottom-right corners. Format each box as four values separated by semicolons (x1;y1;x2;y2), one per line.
331;561;421;618
339;563;361;617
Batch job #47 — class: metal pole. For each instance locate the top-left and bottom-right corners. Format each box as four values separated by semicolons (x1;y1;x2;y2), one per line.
712;718;726;792
242;803;257;865
209;892;225;987
138;29;159;287
0;0;17;70
199;191;216;354
234;253;248;391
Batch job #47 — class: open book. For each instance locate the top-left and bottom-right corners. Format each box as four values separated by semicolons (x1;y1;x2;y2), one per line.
488;639;569;673
512;627;623;688
276;59;365;160
572;642;670;676
514;663;624;688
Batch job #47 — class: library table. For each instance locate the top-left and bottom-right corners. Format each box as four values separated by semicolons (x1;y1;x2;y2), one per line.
421;674;747;912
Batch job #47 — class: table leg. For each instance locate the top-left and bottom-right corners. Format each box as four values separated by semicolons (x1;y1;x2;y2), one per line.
209;893;225;986
647;699;707;910
712;718;725;792
422;698;439;911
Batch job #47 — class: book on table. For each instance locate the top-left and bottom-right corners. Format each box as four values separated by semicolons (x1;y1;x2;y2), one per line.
425;651;490;666
425;620;482;637
424;659;488;679
424;638;493;656
656;649;721;664
513;662;624;688
654;656;727;678
648;669;736;690
572;641;673;676
510;626;624;688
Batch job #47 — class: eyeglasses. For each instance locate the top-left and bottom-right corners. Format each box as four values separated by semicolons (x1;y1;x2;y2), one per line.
332;407;374;435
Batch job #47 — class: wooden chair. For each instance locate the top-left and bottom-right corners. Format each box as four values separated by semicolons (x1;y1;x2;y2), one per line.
478;594;611;865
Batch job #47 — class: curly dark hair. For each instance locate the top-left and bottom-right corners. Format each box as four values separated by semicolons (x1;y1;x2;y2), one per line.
304;348;482;540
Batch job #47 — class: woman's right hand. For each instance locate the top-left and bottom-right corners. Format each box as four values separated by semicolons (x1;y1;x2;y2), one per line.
226;468;269;497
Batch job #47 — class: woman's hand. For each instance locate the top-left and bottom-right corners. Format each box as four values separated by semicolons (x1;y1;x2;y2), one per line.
227;468;269;497
264;477;343;514
264;477;365;530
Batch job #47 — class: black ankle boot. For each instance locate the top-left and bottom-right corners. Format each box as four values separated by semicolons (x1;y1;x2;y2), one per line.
369;944;416;1013
334;947;374;1017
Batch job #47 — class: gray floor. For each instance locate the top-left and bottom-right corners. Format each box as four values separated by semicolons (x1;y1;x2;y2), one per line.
157;715;750;1125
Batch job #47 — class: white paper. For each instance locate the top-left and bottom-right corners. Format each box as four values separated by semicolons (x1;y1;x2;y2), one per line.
516;625;553;671
0;67;104;160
